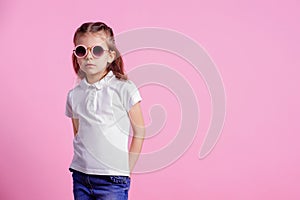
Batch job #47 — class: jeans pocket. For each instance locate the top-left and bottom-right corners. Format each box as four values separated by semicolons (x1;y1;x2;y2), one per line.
71;170;84;183
109;176;129;184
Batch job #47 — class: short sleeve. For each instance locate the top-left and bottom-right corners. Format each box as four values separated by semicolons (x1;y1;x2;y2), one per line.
122;80;142;112
65;90;74;118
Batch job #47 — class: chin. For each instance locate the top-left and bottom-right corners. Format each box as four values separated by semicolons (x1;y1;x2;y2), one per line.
81;66;107;75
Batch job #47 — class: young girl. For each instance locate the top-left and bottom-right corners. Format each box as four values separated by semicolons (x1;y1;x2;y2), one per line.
65;22;145;200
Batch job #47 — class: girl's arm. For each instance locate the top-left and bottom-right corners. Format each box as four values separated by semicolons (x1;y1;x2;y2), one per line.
128;102;145;174
72;118;79;137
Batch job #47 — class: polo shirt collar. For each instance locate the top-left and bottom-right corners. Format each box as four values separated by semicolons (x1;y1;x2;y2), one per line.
80;70;114;90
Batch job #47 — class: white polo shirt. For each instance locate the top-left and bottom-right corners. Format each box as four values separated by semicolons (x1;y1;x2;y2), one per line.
65;71;142;176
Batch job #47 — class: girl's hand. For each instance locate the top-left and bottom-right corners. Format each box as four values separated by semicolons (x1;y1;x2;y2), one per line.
128;102;145;173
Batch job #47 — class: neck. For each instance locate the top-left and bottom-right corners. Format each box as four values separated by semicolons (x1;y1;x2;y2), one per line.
86;70;108;84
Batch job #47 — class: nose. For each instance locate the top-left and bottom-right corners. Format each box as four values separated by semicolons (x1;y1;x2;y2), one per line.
85;48;93;60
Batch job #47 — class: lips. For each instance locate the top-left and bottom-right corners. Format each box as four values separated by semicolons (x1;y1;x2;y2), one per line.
85;64;96;67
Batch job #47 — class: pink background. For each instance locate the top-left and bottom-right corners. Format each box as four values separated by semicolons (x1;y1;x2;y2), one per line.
1;0;300;199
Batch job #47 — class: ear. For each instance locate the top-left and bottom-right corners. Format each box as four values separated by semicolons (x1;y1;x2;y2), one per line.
107;50;116;63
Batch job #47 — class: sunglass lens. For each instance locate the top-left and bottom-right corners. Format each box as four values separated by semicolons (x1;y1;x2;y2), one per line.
93;46;104;57
75;46;86;57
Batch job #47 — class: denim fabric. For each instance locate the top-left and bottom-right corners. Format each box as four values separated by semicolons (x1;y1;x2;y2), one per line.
71;169;131;200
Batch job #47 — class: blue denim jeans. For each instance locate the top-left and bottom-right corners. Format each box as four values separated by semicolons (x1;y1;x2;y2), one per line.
70;169;131;200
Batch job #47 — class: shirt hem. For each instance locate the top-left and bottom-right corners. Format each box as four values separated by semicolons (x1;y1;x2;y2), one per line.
69;165;130;177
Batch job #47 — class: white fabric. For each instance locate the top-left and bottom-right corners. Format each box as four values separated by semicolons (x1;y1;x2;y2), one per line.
65;71;142;176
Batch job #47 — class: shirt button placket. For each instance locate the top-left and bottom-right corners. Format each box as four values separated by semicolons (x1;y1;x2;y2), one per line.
87;86;96;112
92;88;97;112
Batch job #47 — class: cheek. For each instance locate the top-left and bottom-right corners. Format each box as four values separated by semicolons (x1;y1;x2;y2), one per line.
77;59;85;67
95;57;109;65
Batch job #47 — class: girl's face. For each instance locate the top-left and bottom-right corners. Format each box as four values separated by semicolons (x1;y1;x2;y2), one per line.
75;32;115;81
